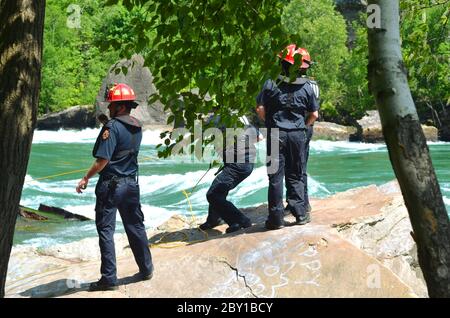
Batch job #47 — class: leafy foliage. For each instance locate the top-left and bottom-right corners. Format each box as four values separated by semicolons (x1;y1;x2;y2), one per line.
40;0;120;114
330;0;449;125
105;0;291;157
282;0;349;120
93;4;156;57
400;0;450;123
40;0;449;140
338;16;375;125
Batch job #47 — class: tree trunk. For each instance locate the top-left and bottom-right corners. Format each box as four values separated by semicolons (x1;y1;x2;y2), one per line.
367;0;450;297
0;0;46;298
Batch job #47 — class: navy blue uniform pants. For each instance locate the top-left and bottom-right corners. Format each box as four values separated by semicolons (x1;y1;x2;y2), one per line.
303;125;313;207
286;125;313;209
95;176;153;285
206;163;253;226
267;129;306;224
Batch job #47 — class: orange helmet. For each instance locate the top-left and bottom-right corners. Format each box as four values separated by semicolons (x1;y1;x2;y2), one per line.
106;83;138;107
278;44;311;69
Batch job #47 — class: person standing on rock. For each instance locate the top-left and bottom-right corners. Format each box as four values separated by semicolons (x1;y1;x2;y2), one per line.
256;44;319;230
284;50;320;215
199;114;261;233
76;83;153;291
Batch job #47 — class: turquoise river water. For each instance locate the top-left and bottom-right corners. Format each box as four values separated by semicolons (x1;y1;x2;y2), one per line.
15;128;450;247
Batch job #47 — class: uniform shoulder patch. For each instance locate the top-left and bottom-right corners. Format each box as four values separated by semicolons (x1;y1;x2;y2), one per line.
102;129;110;140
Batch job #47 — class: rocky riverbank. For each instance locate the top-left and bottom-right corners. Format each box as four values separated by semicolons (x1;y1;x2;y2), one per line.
36;105;440;143
6;181;427;298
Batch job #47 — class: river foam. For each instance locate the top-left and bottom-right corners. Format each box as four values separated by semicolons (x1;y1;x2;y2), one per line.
32;129;100;144
444;196;450;206
63;204;175;228
32;128;164;145
32;128;449;150
310;140;387;153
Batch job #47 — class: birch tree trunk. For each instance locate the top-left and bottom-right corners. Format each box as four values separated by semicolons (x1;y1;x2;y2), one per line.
367;0;450;297
0;0;46;298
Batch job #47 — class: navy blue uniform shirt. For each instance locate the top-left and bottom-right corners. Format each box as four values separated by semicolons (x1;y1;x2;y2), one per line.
256;77;319;130
93;116;142;177
206;115;259;164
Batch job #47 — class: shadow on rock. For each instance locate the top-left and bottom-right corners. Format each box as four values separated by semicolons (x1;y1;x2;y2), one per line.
148;227;223;247
19;279;90;298
147;219;281;247
18;275;153;298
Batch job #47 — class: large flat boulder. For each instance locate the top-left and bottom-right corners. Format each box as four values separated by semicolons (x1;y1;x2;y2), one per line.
357;110;438;143
6;181;424;298
335;194;428;297
313;122;357;141
95;54;169;126
36;105;96;130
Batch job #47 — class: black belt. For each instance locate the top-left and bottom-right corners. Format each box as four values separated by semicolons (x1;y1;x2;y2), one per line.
276;127;306;132
100;174;136;182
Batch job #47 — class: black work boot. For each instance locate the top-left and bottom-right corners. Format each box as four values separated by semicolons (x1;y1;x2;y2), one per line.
199;218;223;230
295;213;311;225
138;270;153;281
265;214;285;230
284;204;293;216
88;279;118;292
305;203;312;213
226;218;252;234
265;220;285;230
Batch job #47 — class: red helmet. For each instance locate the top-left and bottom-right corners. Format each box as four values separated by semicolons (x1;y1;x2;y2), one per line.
278;44;311;69
106;83;136;103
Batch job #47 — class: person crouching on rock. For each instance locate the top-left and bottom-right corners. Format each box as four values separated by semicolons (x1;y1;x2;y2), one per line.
199;114;262;234
76;83;153;292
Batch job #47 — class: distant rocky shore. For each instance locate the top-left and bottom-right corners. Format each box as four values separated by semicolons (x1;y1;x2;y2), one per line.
6;180;427;298
36;53;445;142
36;105;440;143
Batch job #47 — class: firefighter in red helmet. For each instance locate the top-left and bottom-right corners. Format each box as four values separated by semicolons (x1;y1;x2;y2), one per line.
278;44;312;69
279;45;319;215
256;44;320;230
76;83;153;291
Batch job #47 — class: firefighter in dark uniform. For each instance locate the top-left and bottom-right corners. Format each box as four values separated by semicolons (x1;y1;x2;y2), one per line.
286;65;320;214
76;83;153;291
199;115;261;233
256;44;319;230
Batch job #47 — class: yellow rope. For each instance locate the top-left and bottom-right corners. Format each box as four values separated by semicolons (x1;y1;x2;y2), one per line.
181;189;210;242
25;155;212;249
26;155;157;183
149;189;209;249
30;169;89;182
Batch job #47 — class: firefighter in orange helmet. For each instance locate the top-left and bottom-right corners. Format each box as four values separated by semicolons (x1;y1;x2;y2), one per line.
76;83;153;291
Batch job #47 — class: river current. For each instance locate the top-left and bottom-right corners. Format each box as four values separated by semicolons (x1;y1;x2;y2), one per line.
15;128;450;247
